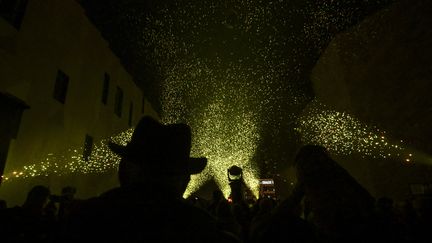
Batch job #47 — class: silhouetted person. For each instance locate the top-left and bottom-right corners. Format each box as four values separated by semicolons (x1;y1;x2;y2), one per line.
208;189;224;216
232;201;252;241
250;187;319;243
44;198;58;221
64;116;237;242
215;200;242;240
22;185;51;216
1;185;53;243
57;186;77;223
400;199;419;242
292;145;375;242
374;197;406;242
249;198;275;240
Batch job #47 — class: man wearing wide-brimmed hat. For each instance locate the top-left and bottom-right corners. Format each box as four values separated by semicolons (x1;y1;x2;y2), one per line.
64;116;237;242
108;115;207;197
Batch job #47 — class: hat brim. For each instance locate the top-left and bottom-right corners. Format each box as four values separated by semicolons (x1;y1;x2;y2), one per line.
108;142;128;157
188;157;207;174
108;142;207;175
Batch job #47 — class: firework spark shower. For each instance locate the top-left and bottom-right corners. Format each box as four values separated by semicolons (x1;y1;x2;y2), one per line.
132;0;393;196
3;0;406;198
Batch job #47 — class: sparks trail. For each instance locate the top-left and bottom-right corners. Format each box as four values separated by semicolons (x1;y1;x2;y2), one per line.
1;129;133;182
296;101;410;161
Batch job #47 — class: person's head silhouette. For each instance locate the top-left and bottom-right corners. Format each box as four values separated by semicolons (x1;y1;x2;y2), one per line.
109;116;207;197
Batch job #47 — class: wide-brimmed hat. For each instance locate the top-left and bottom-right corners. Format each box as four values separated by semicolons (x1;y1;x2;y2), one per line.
108;116;207;175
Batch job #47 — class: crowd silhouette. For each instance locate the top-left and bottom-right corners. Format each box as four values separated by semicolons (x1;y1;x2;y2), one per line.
0;116;431;242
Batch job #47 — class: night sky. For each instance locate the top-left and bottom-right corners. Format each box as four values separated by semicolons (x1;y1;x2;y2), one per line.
77;0;396;196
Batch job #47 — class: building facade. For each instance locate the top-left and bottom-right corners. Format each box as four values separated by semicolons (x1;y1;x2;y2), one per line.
0;0;159;204
309;0;432;200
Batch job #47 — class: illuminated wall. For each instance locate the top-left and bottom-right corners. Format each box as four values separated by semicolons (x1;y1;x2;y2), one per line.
309;0;432;199
0;0;159;204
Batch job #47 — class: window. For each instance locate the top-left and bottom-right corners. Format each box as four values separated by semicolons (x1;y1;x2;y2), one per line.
128;102;133;127
101;73;110;105
83;134;93;162
114;86;123;117
0;0;29;29
53;70;69;104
